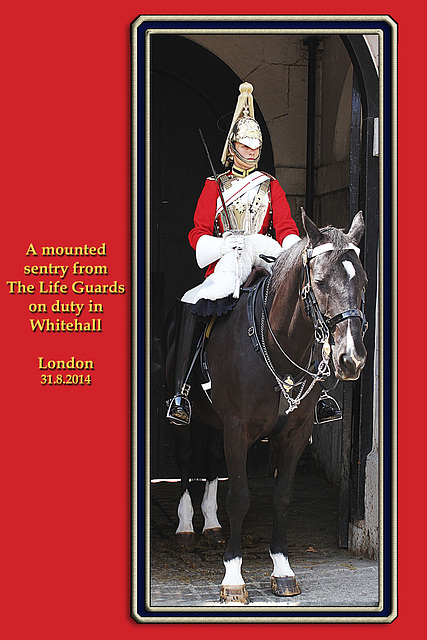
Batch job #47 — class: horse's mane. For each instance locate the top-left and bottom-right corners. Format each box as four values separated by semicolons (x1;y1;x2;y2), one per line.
271;226;349;294
271;238;305;294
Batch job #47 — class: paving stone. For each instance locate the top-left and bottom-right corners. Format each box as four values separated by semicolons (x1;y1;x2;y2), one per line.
149;471;379;608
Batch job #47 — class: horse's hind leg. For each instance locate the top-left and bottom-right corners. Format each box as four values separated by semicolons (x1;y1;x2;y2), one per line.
176;488;195;547
170;424;196;548
202;427;224;542
201;478;223;541
269;414;313;596
220;423;250;604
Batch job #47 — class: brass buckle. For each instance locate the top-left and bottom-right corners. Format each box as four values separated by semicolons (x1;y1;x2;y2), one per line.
322;340;331;359
283;375;294;392
302;248;308;266
180;383;191;397
301;283;310;300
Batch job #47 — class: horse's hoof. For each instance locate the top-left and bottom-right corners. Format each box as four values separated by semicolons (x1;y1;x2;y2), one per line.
203;527;225;543
175;532;196;549
271;576;301;597
220;585;250;604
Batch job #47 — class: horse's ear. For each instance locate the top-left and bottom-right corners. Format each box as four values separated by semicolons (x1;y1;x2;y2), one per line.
347;211;365;246
301;207;322;247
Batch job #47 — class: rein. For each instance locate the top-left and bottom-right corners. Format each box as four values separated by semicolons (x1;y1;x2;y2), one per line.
246;276;321;413
246;241;368;414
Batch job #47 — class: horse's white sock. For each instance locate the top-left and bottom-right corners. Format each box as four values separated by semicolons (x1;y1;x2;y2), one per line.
175;489;194;534
222;557;245;585
201;478;221;532
269;551;295;577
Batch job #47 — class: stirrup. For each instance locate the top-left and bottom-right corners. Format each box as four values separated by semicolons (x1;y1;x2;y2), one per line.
314;392;342;425
166;392;192;426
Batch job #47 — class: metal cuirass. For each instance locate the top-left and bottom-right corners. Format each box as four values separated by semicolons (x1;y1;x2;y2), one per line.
218;176;270;235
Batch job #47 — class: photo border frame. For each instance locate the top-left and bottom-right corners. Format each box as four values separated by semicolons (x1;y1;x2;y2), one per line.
131;14;397;623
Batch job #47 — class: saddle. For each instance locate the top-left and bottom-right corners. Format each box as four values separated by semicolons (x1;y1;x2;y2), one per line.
198;266;270;403
198;266;290;435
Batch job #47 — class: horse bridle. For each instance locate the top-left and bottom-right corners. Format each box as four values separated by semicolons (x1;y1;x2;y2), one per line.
246;241;368;413
300;243;368;341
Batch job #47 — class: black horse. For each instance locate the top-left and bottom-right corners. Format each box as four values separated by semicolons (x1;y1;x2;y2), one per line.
164;211;368;603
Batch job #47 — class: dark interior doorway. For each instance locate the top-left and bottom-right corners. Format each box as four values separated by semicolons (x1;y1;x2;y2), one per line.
149;35;274;478
150;35;274;321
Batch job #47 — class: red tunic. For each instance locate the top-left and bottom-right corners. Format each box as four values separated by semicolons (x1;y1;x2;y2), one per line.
188;172;299;275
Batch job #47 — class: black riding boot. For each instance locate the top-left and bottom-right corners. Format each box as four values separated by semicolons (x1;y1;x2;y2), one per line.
314;391;342;424
166;301;204;426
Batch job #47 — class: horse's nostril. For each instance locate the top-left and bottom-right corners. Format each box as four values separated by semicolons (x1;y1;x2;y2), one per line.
339;354;357;376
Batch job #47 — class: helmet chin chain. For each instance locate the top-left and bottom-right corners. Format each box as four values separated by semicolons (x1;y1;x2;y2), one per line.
229;141;261;167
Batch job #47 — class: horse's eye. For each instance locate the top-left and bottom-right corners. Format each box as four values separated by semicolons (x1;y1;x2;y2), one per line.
314;280;325;289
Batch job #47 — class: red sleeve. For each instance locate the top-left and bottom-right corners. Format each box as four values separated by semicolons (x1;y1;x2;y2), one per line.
262;179;299;244
188;179;220;250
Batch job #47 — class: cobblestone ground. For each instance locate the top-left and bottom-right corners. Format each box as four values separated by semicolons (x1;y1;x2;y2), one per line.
149;470;379;610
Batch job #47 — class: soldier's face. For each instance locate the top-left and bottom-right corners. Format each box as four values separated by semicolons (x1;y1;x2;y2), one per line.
232;142;260;169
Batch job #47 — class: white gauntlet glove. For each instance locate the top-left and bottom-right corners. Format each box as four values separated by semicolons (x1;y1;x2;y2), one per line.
282;234;300;250
220;231;244;255
195;233;245;269
194;235;222;269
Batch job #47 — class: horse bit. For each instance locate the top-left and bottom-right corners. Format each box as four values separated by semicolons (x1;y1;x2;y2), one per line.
247;242;368;414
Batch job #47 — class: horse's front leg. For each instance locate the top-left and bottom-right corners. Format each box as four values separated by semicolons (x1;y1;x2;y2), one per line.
220;421;250;604
269;413;313;596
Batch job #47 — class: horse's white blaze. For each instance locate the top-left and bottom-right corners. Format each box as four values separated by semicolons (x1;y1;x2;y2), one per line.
269;552;295;578
201;478;221;532
345;318;358;358
342;259;356;280
222;557;245;585
346;318;365;360
344;320;365;367
175;489;194;534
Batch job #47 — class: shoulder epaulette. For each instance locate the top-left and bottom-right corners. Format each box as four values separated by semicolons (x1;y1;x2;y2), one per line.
207;171;230;182
218;171;234;190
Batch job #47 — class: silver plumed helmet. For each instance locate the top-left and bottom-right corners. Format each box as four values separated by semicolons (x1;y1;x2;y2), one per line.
221;83;263;167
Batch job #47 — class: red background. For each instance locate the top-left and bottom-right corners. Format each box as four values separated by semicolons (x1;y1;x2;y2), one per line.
0;2;415;636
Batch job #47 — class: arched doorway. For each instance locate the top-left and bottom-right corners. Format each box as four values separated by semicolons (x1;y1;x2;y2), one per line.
339;34;380;547
145;30;382;556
